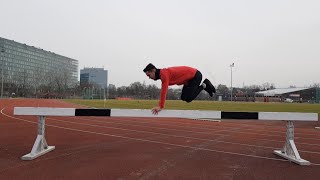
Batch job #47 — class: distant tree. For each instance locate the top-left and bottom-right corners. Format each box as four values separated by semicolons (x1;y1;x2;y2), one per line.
117;86;127;97
262;82;276;90
146;84;160;99
129;82;146;98
31;67;45;98
15;69;29;97
167;88;182;100
108;84;117;98
216;84;228;94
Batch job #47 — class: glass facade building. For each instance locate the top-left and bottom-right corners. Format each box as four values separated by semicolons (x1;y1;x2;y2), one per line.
80;68;108;88
0;37;78;90
80;68;108;99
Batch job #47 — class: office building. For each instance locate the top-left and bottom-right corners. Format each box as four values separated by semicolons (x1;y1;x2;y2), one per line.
0;37;78;96
80;67;108;88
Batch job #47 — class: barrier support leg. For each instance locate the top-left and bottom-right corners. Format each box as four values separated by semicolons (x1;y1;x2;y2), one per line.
274;121;310;165
21;116;55;160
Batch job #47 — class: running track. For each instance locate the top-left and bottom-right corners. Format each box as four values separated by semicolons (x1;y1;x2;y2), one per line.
0;99;320;180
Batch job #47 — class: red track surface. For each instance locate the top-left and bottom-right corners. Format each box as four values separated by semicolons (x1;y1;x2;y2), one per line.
0;99;320;180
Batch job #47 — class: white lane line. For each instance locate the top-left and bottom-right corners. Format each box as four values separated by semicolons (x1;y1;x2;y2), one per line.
76;115;320;148
48;117;320;155
73;115;320;137
67;116;320;142
80;115;319;137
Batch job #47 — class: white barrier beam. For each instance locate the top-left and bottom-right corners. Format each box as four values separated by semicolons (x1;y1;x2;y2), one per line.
111;109;221;119
259;112;318;121
14;107;76;116
14;107;222;119
14;107;318;121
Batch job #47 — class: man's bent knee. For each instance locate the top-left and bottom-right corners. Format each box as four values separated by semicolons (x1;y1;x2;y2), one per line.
181;94;194;103
182;98;193;103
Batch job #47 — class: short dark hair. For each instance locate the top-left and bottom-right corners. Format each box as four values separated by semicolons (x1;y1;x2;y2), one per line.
143;63;156;72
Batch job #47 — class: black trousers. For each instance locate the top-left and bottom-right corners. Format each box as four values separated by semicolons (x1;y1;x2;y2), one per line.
180;70;203;103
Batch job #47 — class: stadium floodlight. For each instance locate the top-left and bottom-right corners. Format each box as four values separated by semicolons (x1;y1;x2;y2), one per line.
230;63;235;101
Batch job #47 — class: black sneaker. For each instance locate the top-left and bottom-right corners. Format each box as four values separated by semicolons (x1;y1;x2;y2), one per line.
203;79;216;97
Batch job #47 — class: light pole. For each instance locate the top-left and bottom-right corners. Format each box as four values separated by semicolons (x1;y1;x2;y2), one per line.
230;63;234;101
91;86;94;99
83;87;87;99
103;87;106;108
1;47;5;99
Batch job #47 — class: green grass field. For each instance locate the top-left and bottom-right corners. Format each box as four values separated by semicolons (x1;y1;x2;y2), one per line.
64;99;320;115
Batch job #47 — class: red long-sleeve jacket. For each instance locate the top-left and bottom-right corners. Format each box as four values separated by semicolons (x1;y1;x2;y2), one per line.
159;66;197;108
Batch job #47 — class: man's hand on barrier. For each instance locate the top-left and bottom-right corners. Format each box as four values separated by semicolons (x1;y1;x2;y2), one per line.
152;106;162;115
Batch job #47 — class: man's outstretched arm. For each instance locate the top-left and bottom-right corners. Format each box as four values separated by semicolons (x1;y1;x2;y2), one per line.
152;73;169;115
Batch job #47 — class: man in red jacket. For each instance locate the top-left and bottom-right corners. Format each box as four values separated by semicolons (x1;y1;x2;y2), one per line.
143;63;216;114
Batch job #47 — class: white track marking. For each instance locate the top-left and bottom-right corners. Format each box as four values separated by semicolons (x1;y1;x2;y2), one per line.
67;116;320;142
72;115;320;138
48;117;320;155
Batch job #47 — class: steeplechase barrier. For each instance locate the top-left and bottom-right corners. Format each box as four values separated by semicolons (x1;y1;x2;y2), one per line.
14;107;318;165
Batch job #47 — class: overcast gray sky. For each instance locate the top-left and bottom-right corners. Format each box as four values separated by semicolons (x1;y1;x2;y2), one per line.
1;0;319;88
